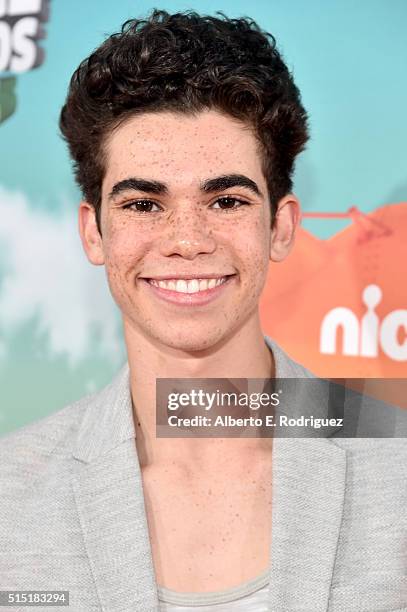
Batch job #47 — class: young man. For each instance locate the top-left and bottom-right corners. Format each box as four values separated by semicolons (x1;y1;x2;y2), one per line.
1;10;406;612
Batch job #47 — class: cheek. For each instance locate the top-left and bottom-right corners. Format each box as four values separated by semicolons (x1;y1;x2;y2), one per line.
238;219;270;274
102;225;148;296
104;220;148;265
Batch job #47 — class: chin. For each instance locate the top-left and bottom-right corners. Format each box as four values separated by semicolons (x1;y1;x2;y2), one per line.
152;326;230;354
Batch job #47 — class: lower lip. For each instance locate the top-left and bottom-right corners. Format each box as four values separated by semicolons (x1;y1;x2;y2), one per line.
141;275;237;306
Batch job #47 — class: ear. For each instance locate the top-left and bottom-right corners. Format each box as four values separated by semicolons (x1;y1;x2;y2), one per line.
269;194;300;262
78;202;105;265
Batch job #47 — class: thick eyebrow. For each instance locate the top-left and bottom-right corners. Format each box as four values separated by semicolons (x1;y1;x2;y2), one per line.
108;178;168;200
108;173;263;201
201;174;263;197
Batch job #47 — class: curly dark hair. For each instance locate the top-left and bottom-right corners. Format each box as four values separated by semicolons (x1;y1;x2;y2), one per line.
59;9;309;234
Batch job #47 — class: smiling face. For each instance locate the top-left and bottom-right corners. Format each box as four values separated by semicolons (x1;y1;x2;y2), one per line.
79;108;298;353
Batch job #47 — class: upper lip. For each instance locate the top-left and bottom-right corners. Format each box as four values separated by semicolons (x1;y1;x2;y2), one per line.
140;273;236;280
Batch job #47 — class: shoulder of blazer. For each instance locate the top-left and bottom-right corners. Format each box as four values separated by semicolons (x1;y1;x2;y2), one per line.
264;335;317;379
0;362;129;490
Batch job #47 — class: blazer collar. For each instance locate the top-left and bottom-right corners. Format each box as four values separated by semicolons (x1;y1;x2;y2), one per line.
71;362;133;463
70;336;346;612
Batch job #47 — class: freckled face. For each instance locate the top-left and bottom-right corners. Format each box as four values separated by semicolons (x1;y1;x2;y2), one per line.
99;109;272;351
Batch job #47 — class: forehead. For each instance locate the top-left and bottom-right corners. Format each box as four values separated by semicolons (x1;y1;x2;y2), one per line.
102;109;264;194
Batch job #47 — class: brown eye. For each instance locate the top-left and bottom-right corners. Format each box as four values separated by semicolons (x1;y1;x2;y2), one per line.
122;200;161;212
211;197;249;210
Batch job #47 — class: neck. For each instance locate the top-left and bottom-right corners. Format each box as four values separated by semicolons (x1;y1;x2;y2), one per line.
124;312;274;470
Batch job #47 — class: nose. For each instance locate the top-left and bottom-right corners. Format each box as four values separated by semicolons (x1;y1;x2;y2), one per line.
159;208;217;260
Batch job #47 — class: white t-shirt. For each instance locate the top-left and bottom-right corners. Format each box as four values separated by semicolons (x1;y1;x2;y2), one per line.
158;568;269;611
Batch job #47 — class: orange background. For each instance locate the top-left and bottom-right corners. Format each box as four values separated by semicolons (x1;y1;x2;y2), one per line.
260;202;407;379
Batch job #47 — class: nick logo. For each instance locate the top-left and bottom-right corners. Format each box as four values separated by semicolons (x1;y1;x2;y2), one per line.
320;284;407;361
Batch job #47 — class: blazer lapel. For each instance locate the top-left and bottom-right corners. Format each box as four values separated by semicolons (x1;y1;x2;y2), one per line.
70;365;159;612
268;437;346;611
265;337;347;612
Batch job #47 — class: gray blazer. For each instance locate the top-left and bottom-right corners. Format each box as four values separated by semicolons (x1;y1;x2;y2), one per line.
0;337;406;611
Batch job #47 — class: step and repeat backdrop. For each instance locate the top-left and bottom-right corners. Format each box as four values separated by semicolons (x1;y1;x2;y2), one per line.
1;0;406;434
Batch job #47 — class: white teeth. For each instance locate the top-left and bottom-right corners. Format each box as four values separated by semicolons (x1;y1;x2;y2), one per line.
149;277;228;293
189;279;200;293
175;280;188;293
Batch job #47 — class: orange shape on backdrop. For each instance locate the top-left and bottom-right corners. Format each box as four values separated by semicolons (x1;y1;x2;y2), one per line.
260;202;407;379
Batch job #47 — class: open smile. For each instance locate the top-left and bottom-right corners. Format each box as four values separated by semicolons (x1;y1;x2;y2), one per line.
140;274;237;306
